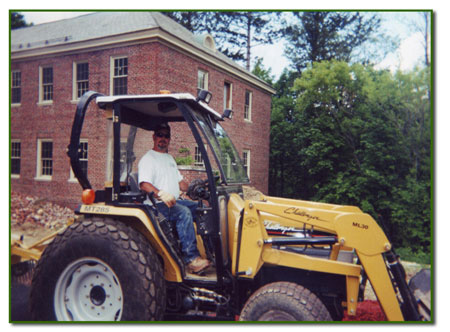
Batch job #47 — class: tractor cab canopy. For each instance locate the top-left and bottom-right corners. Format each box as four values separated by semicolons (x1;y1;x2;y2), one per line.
96;92;223;131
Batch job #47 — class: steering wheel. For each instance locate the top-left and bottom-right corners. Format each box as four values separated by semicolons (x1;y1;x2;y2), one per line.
187;178;210;200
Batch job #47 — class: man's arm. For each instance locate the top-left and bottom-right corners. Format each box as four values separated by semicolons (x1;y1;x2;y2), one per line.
140;181;159;197
140;181;176;207
179;179;189;193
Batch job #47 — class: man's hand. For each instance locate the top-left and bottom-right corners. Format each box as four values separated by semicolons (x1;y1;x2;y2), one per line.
158;190;176;208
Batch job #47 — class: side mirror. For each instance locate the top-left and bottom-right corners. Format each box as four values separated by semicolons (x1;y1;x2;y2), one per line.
196;89;212;104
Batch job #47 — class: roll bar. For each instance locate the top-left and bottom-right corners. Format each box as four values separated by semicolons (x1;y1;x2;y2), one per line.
67;91;104;190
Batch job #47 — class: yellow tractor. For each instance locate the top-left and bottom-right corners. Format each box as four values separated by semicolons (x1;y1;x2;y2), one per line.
11;90;430;321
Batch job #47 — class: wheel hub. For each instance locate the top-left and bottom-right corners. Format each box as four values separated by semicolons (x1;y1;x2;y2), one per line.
90;285;107;306
54;257;123;321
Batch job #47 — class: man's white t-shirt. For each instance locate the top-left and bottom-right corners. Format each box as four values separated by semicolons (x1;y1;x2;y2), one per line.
138;149;183;200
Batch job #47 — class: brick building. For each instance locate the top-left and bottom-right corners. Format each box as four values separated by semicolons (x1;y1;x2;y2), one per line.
10;11;275;207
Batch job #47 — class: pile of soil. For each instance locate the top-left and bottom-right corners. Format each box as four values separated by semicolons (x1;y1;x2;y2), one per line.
342;300;386;321
11;192;74;246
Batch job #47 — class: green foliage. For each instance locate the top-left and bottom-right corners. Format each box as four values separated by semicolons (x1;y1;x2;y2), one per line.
251;57;275;85
11;12;33;30
175;147;193;165
395;247;431;266
269;61;431;255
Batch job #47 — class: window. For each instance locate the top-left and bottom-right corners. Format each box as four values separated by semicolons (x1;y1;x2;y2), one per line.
36;139;53;179
112;57;128;95
69;140;88;180
194;146;204;167
74;62;89;99
11;140;21;177
12;71;21;104
197;70;208;92
224;82;232;109
243;149;250;177
39;66;53;102
244;90;252;121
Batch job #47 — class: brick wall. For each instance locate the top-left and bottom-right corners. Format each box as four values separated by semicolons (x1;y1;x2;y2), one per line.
11;41;271;208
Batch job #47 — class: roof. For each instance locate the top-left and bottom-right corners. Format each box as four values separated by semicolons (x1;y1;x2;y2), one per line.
11;11;275;94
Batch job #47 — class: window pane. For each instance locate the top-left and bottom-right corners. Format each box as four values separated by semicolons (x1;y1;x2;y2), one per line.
114;77;127;95
114;58;128;76
113;58;128;95
42;159;53;176
12;72;21;86
77;63;89;81
76;63;89;98
11;142;21;175
11;159;21;174
244;91;251;120
77;81;89;98
42;67;53;101
198;70;207;90
12;88;21;104
41;142;53;159
43;85;53;101
224;83;231;109
43;67;53;84
12;72;21;103
12;142;21;157
243;151;249;176
194;146;204;166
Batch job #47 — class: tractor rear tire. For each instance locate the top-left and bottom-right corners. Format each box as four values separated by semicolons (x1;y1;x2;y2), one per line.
239;281;332;321
30;217;165;321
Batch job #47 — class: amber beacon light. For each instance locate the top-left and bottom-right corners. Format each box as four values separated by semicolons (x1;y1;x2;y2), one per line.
81;189;95;205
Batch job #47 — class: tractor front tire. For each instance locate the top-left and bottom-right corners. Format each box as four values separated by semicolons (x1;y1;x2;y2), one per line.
30;218;165;321
239;281;332;321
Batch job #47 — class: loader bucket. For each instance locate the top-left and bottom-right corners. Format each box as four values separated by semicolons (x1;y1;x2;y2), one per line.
408;269;431;320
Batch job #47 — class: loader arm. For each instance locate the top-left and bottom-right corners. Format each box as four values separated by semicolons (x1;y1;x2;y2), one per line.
230;194;406;321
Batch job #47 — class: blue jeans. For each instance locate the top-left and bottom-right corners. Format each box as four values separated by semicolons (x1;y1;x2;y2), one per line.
156;200;200;264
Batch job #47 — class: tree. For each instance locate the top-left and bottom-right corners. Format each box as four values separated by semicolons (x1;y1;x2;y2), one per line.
163;11;282;70
11;12;33;29
270;61;430;257
251;57;275;85
283;12;381;72
268;69;300;197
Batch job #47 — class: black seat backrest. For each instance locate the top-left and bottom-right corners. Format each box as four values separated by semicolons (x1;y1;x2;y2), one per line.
129;172;140;192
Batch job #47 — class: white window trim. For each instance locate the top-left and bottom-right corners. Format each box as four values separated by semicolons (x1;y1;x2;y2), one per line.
11;139;21;179
38;66;53;105
11;70;21;106
35;139;53;181
69;139;88;182
243;149;250;178
244;90;253;122
110;56;128;96
72;61;89;101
